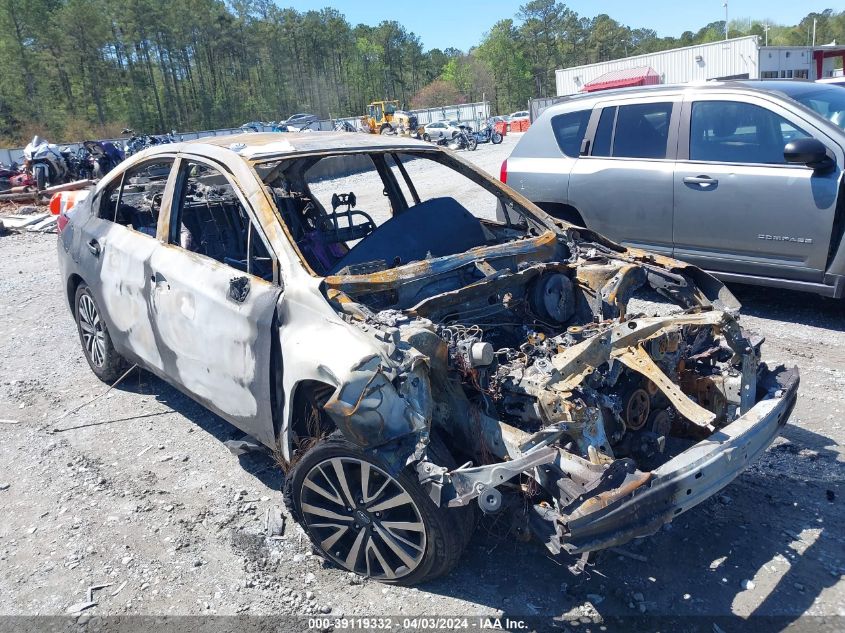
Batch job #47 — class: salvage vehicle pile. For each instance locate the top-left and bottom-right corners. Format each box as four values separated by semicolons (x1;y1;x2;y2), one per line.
55;132;798;587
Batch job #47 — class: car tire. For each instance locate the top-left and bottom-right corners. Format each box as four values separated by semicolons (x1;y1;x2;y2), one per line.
74;283;128;383
425;433;476;551
284;433;469;585
422;133;430;142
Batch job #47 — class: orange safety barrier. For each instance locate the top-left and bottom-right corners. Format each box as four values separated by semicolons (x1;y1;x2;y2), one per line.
49;190;89;215
494;121;508;136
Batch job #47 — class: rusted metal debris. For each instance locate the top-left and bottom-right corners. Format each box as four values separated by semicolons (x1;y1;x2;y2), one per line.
0;179;93;202
0;191;39;202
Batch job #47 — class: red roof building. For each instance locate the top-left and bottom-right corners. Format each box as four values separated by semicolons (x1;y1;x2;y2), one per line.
580;66;661;92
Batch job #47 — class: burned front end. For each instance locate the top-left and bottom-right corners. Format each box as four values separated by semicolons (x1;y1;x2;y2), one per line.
320;227;798;559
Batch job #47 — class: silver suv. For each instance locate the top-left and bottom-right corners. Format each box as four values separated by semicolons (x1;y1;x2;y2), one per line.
504;81;845;298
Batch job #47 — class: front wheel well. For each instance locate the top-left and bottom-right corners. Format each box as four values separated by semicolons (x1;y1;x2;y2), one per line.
535;202;585;228
285;380;337;466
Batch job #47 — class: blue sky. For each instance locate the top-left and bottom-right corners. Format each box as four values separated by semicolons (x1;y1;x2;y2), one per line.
285;1;837;51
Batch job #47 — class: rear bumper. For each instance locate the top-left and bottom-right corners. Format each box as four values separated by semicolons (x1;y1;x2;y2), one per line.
561;364;799;554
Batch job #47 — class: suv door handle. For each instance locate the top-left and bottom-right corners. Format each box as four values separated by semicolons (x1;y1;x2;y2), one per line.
683;176;718;187
87;239;101;257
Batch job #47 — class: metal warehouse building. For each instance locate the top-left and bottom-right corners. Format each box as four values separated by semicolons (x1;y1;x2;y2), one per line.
554;35;845;97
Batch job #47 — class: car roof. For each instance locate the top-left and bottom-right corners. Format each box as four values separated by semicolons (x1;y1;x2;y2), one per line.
153;131;432;161
540;80;824;116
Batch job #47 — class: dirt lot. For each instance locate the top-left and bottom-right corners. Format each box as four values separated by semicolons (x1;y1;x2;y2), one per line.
1;133;843;631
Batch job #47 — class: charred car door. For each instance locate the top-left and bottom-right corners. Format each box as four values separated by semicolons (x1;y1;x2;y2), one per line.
77;156;178;371
147;155;282;446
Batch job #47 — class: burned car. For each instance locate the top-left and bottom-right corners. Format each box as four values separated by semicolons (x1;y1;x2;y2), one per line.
57;133;798;585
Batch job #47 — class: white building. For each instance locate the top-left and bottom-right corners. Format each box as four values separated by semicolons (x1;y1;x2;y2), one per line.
554;36;845;97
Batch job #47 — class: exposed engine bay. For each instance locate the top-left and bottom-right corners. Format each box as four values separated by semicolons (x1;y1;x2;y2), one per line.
319;221;794;559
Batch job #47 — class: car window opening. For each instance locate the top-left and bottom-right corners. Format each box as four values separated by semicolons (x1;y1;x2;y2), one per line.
172;160;274;280
260;151;540;277
100;159;173;236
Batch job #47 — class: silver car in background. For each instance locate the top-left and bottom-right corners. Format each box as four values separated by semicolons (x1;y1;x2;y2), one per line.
503;81;845;298
421;120;461;142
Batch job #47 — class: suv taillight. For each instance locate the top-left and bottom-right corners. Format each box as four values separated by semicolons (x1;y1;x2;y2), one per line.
499;159;507;184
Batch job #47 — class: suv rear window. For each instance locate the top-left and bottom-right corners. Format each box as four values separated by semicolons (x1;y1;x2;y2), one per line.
551;110;591;157
591;102;673;159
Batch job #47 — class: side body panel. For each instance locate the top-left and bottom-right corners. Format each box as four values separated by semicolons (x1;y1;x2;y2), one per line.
673;91;842;281
74;155;180;371
147;243;281;446
567;94;682;256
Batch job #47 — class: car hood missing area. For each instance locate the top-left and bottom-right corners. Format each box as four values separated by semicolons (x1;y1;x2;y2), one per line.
313;224;799;557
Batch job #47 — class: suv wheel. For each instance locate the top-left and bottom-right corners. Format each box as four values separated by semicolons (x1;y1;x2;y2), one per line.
74;283;128;383
284;434;468;585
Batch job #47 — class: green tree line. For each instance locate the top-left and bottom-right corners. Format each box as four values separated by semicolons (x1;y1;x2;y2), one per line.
0;0;842;145
0;0;449;144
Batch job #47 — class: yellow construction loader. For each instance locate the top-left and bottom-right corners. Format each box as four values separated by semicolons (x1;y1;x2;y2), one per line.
363;100;420;137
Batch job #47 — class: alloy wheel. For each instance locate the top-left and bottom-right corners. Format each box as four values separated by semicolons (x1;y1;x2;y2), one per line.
78;293;106;368
299;457;427;580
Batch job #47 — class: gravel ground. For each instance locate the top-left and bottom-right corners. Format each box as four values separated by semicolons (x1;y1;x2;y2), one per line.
0;132;843;630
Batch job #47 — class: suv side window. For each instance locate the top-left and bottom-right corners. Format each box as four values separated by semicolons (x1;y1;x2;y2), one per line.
170;160;273;280
551;109;591;156
591;102;673;159
592;107;615;157
690;101;811;164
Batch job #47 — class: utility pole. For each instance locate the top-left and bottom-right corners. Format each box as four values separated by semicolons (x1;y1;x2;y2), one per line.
812;18;817;47
763;22;769;47
723;1;728;41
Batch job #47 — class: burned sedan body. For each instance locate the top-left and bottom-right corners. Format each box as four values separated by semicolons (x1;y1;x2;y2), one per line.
57;132;798;585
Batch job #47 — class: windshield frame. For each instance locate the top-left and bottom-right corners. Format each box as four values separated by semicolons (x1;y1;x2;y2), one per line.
252;147;557;278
